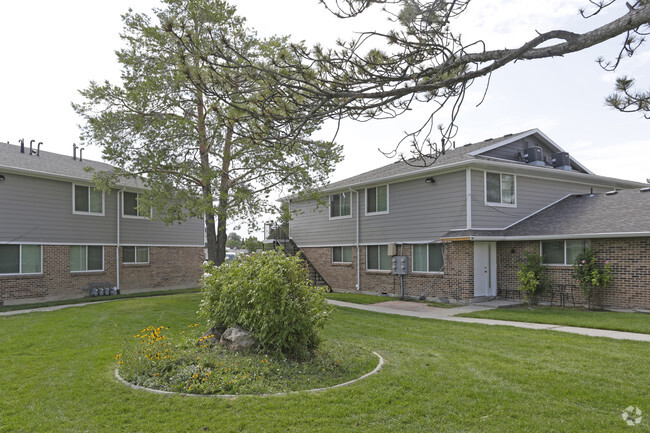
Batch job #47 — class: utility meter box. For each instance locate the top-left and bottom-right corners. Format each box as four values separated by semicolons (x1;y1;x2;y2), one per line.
392;255;408;275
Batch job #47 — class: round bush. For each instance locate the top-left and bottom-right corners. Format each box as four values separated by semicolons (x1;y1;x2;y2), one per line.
199;250;333;359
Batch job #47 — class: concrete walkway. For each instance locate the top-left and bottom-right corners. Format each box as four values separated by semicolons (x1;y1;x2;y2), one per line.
328;299;650;342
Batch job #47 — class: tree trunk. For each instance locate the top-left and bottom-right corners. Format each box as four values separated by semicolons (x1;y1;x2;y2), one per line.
214;121;234;266
197;91;218;263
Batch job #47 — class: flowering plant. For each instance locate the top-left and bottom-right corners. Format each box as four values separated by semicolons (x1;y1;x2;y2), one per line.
572;249;612;309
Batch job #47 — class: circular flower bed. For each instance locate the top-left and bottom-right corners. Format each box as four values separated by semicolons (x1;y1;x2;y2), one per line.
116;324;379;395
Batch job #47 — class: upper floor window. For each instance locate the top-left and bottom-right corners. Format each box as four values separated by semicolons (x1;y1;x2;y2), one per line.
412;243;444;273
330;192;351;219
366;185;388;214
73;184;103;215
123;246;150;264
70;245;103;272
123;191;149;218
0;244;42;275
367;245;390;271
485;172;515;206
332;246;352;263
541;240;585;265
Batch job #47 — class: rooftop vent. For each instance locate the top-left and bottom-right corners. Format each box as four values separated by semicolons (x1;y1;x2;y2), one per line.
523;147;544;166
551;152;571;171
605;190;618;196
641;187;650;193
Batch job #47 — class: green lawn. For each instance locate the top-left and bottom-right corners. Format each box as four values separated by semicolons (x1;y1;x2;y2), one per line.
324;292;394;304
1;293;649;432
457;306;650;335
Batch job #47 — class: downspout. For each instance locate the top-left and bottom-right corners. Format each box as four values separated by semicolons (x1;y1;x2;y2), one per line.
350;188;360;291
116;188;124;294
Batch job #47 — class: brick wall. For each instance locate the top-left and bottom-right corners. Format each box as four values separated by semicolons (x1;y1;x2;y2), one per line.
497;238;650;310
301;241;475;303
119;246;204;291
0;245;203;305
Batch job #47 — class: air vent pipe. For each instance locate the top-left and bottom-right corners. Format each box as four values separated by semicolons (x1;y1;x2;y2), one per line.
37;142;42;156
19;138;24;153
29;139;35;155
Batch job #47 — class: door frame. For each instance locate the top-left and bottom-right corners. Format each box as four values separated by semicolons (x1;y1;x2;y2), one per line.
473;242;497;297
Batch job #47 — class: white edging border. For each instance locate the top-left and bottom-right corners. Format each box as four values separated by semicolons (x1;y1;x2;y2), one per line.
115;351;385;398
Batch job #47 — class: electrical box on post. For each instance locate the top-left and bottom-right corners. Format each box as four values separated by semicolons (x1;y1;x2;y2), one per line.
392;255;408;275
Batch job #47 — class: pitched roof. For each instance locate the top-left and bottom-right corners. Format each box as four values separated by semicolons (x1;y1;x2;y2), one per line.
324;130;538;192
0;142;144;189
504;188;650;237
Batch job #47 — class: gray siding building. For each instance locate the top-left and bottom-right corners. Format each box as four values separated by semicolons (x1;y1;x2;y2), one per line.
285;129;650;310
0;141;205;305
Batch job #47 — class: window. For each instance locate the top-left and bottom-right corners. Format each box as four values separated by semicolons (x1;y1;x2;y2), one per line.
0;244;42;274
485;172;515;206
70;246;103;272
122;246;150;264
329;192;351;218
541;240;585;265
367;245;390;271
73;184;103;214
123;191;149;217
366;185;388;214
332;246;352;263
412;244;444;273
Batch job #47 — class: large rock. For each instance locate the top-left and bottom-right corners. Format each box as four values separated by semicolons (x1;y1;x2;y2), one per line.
220;325;256;351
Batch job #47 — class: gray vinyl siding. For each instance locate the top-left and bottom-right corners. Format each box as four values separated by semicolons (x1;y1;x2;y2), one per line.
471;169;611;228
120;215;204;246
359;171;467;243
0;173;203;246
289;198;357;246
290;170;467;246
0;173;117;244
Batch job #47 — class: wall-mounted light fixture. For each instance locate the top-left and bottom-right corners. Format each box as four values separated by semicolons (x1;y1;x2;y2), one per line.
424;177;435;184
0;174;6;181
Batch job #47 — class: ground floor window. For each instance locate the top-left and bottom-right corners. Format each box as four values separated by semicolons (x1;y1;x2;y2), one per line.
123;246;150;264
367;245;390;270
541;240;585;265
412;243;444;273
70;246;104;272
332;246;352;263
0;244;42;274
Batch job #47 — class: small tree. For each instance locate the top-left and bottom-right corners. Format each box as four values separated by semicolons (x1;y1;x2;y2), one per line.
199;250;332;360
226;232;243;249
516;252;550;305
572;249;612;310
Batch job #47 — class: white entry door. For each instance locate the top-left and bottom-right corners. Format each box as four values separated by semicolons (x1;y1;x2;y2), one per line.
474;242;497;297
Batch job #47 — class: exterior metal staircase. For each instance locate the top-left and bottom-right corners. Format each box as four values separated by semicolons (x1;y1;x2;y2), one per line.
264;222;330;289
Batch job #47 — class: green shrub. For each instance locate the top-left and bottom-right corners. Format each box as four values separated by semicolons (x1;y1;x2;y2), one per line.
199;250;333;359
516;252;550;304
572;249;612;309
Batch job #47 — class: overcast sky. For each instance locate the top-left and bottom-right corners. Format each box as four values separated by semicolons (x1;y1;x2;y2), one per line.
1;0;648;234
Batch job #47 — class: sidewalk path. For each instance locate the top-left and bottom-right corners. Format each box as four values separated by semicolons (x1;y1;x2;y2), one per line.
328;299;650;342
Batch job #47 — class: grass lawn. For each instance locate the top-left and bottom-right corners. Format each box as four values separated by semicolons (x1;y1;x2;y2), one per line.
324;292;393;304
325;292;459;308
1;293;649;432
457;306;650;335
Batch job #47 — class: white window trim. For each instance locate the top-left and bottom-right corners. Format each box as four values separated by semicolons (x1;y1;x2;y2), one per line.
122;191;152;219
540;240;586;266
0;245;43;276
70;246;104;273
328;193;352;220
411;243;445;274
484;171;517;208
365;184;390;216
122;246;150;264
72;184;105;216
366;245;391;271
332;246;352;264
